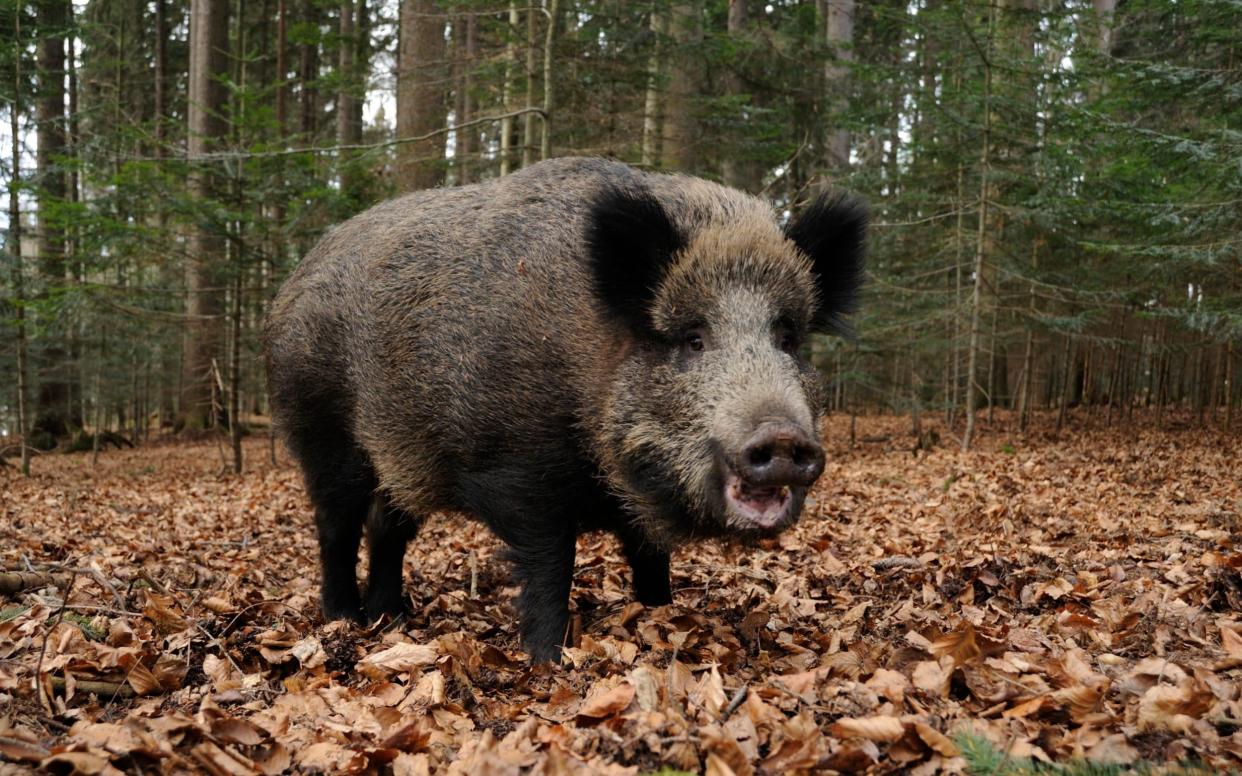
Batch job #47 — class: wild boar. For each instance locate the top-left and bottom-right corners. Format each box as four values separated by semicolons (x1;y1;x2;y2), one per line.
264;157;865;662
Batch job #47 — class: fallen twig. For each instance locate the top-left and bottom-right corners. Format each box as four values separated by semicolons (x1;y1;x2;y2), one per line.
0;570;72;596
872;556;924;571
47;675;136;699
720;683;749;722
35;571;78;714
0;566;126;611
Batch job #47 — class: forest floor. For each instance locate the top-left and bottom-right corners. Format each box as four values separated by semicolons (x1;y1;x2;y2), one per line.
1;412;1240;775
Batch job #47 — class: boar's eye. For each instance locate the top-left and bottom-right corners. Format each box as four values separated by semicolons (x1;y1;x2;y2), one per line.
779;330;799;354
776;319;800;354
682;328;708;359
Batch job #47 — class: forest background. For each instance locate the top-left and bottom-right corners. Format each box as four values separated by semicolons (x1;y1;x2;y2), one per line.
2;0;1240;474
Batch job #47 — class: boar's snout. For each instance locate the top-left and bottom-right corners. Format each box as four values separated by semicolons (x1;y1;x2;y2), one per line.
720;420;825;532
738;421;825;488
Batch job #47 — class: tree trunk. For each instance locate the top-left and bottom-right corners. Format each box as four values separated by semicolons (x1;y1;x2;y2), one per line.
521;6;537;167
986;299;998;423
641;3;665;167
9;10;31;474
1056;334;1073;431
947;59;965;429
154;0;178;430
1092;0;1117;56
1226;340;1235;430
36;0;67;281
229;257;244;473
298;0;320;142
961;9;993;452
451;13;467;182
823;0;854;173
661;0;701;172
337;0;360;196
499;1;519;175
32;0;74;448
1017;243;1037;430
154;0;167;150
66;10;84;430
720;0;761;191
276;0;288;134
540;0;559;160
353;0;369;135
182;0;230;430
395;0;447;190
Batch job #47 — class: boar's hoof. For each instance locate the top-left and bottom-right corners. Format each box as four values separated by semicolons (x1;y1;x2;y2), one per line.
525;641;565;665
364;588;411;624
321;600;365;624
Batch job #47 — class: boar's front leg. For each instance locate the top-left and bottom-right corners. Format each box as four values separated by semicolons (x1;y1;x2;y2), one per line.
617;526;672;607
505;523;578;663
313;493;367;622
364;495;423;622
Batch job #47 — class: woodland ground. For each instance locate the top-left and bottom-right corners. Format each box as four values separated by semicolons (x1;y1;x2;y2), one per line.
1;413;1240;775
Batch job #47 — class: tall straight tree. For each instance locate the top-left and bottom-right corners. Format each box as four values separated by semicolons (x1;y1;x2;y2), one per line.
9;4;31;474
298;0;321;141
661;0;701;171
337;0;363;198
32;0;73;446
822;0;854;174
182;0;230;429
720;0;761;191
395;0;447;191
640;3;665;167
451;10;475;183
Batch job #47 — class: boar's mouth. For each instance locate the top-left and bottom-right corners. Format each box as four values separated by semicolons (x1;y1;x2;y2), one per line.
723;472;795;530
709;443;809;537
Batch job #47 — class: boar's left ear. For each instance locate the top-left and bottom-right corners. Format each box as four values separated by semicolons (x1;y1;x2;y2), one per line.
587;186;684;337
784;192;868;338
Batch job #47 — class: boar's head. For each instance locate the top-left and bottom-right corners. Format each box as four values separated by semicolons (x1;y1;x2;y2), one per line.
590;185;866;547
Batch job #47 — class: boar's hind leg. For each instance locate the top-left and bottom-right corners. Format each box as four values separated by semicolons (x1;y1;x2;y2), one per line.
617;526;673;607
364;496;422;621
298;439;376;623
312;490;368;623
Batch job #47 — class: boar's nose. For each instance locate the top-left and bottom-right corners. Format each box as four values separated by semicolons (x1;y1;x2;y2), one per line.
738;421;825;488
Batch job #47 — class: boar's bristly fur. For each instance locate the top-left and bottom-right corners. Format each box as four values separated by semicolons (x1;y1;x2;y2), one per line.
264;157;866;662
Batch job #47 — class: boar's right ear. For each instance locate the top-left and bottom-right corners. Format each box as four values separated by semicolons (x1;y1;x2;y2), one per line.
587;186;684;337
784;192;868;338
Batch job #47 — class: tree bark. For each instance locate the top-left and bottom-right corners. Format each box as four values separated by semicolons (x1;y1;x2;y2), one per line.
521;6;537;167
499;1;519;175
641;3;665;167
276;0;288;134
298;0;320;141
9;8;31;474
661;0;701;172
720;0;761;191
540;0;559;160
181;0;230;430
961;9;993;452
1017;243;1038;430
450;13;466;182
1092;0;1117;56
453;11;477;183
32;0;74;447
395;0;447;190
1057;334;1074;431
337;0;361;197
154;0;167;150
823;0;854;173
1226;340;1235;430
